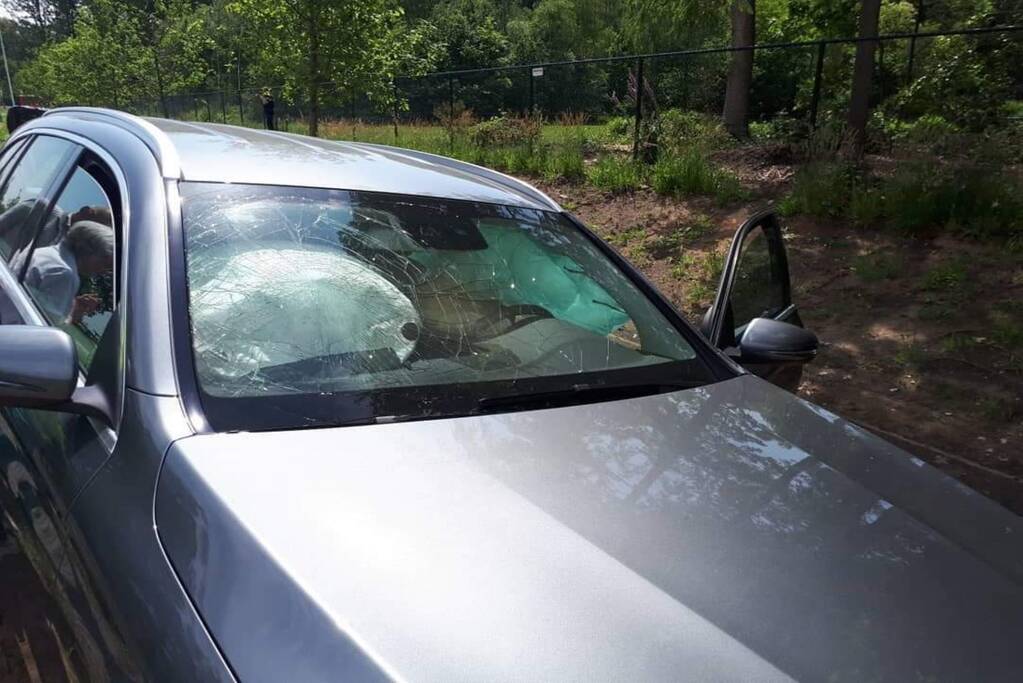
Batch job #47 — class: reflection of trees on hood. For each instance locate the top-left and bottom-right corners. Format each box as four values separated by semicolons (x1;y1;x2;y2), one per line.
449;379;1013;682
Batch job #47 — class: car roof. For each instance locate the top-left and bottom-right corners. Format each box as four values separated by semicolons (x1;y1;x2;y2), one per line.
34;108;561;212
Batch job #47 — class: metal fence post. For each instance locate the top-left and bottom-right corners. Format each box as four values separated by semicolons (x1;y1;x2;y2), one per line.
529;66;535;117
809;41;826;129
906;1;924;81
448;76;455;153
632;57;644;161
392;79;400;144
236;55;244;124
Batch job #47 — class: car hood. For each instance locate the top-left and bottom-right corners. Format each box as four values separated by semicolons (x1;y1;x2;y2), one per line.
156;376;1023;682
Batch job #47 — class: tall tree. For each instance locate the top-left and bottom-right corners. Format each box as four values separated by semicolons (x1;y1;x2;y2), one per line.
0;0;79;39
847;0;881;155
227;0;409;136
722;0;755;138
620;0;726;54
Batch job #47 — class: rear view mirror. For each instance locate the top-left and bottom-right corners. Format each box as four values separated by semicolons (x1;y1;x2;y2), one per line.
738;317;818;365
0;325;77;404
0;325;112;425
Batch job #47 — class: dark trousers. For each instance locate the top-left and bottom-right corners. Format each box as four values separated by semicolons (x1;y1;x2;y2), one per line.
263;107;275;130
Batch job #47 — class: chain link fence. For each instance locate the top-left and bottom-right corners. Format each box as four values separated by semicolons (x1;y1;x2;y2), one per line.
121;25;1023;153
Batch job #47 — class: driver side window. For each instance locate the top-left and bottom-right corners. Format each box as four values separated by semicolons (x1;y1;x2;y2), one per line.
20;159;119;373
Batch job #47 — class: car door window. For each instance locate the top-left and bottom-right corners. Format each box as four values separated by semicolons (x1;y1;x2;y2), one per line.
729;225;786;334
20;160;118;371
0;137;28;181
0;136;78;263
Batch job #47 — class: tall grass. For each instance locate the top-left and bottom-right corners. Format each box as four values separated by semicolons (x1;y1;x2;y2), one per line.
588;156;645;192
651;151;748;203
781;160;1023;241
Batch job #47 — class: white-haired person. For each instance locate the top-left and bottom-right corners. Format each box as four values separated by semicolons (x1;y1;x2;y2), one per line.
22;220;114;324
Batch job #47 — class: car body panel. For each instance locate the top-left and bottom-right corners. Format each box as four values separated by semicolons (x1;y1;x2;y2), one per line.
142;118;560;211
157;375;1023;683
69;389;233;682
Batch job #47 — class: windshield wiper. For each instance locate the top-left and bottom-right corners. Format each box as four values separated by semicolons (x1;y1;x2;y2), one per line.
475;380;697;413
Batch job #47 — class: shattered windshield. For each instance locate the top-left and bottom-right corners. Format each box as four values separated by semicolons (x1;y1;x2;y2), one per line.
180;182;714;430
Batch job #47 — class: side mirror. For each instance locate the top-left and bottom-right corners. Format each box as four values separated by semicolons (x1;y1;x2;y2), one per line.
0;325;112;425
0;326;77;403
738;317;818;365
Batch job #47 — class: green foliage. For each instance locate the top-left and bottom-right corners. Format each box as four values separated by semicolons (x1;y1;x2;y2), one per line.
587;155;645;193
543;145;585;182
921;258;969;292
779;162;858;218
782;159;1023;240
884;163;1023;238
892;34;1015;131
657;109;732;154
227;0;411;134
604;116;632;140
852;252;903;282
428;0;510;69
651;150;747;204
645;230;684;258
469;115;541;146
18;0;211;107
606;225;646;248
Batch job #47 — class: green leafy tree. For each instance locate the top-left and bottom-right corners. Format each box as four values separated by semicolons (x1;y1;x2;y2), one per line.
17;0;211;110
227;0;411;136
18;0;153;106
422;0;512;116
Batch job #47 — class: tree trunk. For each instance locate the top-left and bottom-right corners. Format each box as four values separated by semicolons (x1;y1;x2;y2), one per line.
723;0;755;139
307;10;321;137
847;0;882;156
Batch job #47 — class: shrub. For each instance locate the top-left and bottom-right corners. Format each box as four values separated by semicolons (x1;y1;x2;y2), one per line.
902;114;961;146
434;102;475;134
469;115;541;148
749;118;801;143
604;116;632;140
587;156;645;193
657;109;732;155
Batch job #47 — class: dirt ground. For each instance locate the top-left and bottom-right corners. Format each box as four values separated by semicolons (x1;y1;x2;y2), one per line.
537;172;1023;516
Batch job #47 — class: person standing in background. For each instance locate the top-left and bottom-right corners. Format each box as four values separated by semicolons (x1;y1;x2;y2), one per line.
259;88;275;130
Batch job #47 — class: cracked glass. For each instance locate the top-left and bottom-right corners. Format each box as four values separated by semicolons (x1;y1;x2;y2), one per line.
180;182;715;430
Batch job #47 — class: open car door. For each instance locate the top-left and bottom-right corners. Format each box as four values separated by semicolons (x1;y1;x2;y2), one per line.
702;210;818;392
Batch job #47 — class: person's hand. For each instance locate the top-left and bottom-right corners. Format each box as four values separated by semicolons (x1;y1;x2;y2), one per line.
70;295;101;324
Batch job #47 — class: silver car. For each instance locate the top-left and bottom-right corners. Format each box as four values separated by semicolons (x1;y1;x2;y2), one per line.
0;107;1019;682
